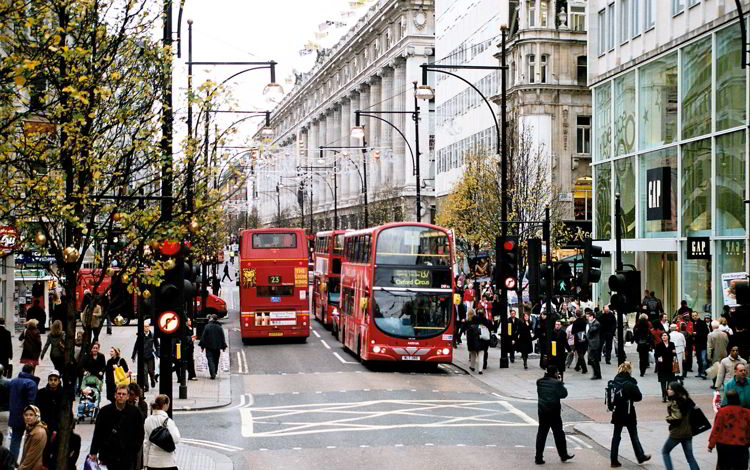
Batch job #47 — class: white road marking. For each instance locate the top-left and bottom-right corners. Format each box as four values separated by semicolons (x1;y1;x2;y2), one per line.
180;438;243;452
313;330;321;338
456;444;466;447
515;445;526;448
293;447;302;450
326;446;336;449
359;445;370;448
332;352;357;364
240;350;249;374
395;444;404;447
320;340;332;350
567;435;593;449
240;408;254;437
425;443;434;446
499;401;538;425
236;352;242;373
259;448;268;451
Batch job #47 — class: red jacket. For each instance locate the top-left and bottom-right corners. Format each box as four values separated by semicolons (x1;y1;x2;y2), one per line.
463;288;475;302
708;405;750;449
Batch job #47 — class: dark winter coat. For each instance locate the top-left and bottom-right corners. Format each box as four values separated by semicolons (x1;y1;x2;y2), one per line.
692;319;709;350
8;371;39;428
19;326;42;364
40;332;65;363
89;402;145;467
598;311;616;337
132;331;159;361
466;317;481;352
654;340;677;381
51;302;68;331
536;374;568;414
550;328;569;368
632;321;653;352
516;320;533;355
105;357;129;402
199;320;227;351
587;319;602;352
26;305;46;333
81;352;106;381
572;317;588;348
35;384;64;432
610;372;643;426
0;325;12;366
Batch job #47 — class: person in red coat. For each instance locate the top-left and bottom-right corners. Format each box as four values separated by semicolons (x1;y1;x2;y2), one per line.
708;389;750;470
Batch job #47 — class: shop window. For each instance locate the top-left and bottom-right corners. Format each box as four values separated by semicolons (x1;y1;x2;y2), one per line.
639;53;677;151
639;147;678;237
716;131;745;236
682;243;711;315
715;240;745;310
681;38;711;139
614;71;636;156
576;116;591;154
681;139;712;235
595;82;612;161
595;163;612;238
574;177;592;220
716;24;746;131
614;157;636;238
577;56;587;86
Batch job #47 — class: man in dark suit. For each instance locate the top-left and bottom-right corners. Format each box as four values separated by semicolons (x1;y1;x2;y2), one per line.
535;365;575;465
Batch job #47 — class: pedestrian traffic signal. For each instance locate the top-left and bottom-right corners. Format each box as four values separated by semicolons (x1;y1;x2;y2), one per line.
527;238;542;306
580;238;603;301
496;236;519;290
553;261;573;295
608;269;641;313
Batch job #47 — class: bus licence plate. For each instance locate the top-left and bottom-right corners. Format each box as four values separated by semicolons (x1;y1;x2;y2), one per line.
401;355;421;361
268;332;283;336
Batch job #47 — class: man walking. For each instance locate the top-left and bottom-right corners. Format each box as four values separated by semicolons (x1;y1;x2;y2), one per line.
131;321;159;391
692;312;710;379
7;364;39;462
707;320;729;366
571;311;588;374
598;305;616;365
199;314;227;379
221;263;232;282
507;310;521;364
610;361;651;467
550;320;569;383
35;370;64;435
535;365;574;465
722;363;749;408
586;310;602;380
89;384;144;470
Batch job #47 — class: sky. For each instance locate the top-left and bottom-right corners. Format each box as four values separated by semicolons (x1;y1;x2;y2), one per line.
173;0;376;150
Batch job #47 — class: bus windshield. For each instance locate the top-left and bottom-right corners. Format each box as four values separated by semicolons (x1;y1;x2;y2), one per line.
375;226;451;266
372;291;451;339
252;232;297;249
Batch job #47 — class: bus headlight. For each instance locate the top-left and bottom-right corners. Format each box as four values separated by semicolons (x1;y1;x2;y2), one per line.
373;345;384;354
442;348;450;355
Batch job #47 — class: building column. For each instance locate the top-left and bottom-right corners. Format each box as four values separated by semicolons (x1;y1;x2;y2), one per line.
349;91;361;203
369;76;381;194
380;66;393;192
392;59;406;187
358;84;371;204
340;98;351;201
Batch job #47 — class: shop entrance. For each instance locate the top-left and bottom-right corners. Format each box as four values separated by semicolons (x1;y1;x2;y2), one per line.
645;252;678;320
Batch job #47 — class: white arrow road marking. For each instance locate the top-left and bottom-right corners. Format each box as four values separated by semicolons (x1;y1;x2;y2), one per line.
241;407;254;437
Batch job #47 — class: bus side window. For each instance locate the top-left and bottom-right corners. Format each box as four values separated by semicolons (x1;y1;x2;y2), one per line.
332;258;341;274
364;235;371;262
354;236;361;262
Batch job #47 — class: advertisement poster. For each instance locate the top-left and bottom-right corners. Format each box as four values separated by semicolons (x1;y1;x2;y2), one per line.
721;272;747;308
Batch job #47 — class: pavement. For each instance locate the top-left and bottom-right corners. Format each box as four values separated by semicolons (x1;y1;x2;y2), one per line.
452;337;719;469
2;316;234;470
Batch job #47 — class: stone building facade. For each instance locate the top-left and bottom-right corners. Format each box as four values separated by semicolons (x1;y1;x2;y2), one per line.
255;0;436;229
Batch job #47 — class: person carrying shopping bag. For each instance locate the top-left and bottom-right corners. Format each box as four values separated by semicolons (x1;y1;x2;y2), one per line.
143;394;181;470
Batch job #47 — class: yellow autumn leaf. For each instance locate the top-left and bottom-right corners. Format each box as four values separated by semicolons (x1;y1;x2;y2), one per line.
14;75;26;86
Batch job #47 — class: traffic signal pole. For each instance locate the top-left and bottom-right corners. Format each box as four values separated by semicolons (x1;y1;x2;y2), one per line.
614;193;625;364
543;207;555;350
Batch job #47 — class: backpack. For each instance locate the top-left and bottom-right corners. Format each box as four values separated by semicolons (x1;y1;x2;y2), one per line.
479;324;490;341
605;379;625;412
646;298;659;313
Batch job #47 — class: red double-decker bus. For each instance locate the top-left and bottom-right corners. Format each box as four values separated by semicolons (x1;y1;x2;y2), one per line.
238;228;310;342
312;230;349;328
338;222;457;363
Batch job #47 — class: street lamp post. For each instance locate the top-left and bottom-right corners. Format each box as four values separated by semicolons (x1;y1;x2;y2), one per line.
417;57;508;367
318;145;368;228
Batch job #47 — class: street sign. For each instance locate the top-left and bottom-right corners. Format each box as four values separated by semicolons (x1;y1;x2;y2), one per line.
0;225;21;256
158;311;180;334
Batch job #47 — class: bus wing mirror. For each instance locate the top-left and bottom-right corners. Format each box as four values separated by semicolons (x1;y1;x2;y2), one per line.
453;294;461;306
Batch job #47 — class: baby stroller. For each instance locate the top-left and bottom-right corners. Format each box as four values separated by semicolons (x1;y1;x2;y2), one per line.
77;375;102;423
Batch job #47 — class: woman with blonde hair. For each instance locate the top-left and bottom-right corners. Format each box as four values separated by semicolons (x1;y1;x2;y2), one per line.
41;319;65;372
143;394;181;469
18;405;47;470
19;319;42;367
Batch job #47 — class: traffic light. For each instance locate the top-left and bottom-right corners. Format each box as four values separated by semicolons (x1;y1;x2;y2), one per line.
540;263;553;299
527;238;542;306
580;238;603;301
553;261;573;295
496;236;519;290
608;269;641;313
156;241;184;337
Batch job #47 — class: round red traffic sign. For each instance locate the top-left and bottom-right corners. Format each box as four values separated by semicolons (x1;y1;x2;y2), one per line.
158;311;180;334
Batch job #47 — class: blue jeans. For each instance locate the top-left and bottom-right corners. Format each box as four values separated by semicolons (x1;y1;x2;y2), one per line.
9;425;24;464
662;437;700;470
696;349;707;377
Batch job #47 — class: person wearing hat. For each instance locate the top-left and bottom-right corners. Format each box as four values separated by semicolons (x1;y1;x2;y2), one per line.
18;404;46;470
35;370;63;435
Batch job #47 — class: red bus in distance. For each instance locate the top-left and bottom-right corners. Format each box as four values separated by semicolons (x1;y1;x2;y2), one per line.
238;228;310;342
312;230;349;328
338;222;457;363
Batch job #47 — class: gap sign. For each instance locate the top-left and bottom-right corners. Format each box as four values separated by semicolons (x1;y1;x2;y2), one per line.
647;167;671;221
687;237;710;259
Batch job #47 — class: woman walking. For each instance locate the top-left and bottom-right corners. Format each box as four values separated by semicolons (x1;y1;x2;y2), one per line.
708;389;750;470
19;319;42;367
466;309;481;373
18;405;47;470
632;314;653;377
143;395;181;470
40;320;65;373
662;382;700;470
517;312;534;369
610;362;651;467
654;332;677;402
105;347;129;403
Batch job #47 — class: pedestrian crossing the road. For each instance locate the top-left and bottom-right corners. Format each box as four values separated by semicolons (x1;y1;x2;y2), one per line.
240;398;537;438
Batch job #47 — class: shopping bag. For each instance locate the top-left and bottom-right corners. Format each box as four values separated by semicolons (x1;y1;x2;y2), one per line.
706;362;720;380
671;358;680;374
82;456;100;470
114;366;129;386
712;391;722;413
689;406;712;436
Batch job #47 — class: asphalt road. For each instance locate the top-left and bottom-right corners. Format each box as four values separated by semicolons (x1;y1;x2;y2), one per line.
174;278;617;470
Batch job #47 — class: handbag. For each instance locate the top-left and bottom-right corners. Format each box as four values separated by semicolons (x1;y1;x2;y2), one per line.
83;456;100;470
114;365;129;386
688;406;712;436
671;358;680;374
149;418;176;452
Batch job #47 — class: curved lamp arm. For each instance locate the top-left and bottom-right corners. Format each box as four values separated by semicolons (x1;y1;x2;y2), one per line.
357;113;416;175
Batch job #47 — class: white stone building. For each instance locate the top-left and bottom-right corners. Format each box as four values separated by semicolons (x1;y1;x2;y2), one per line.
255;0;436;229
